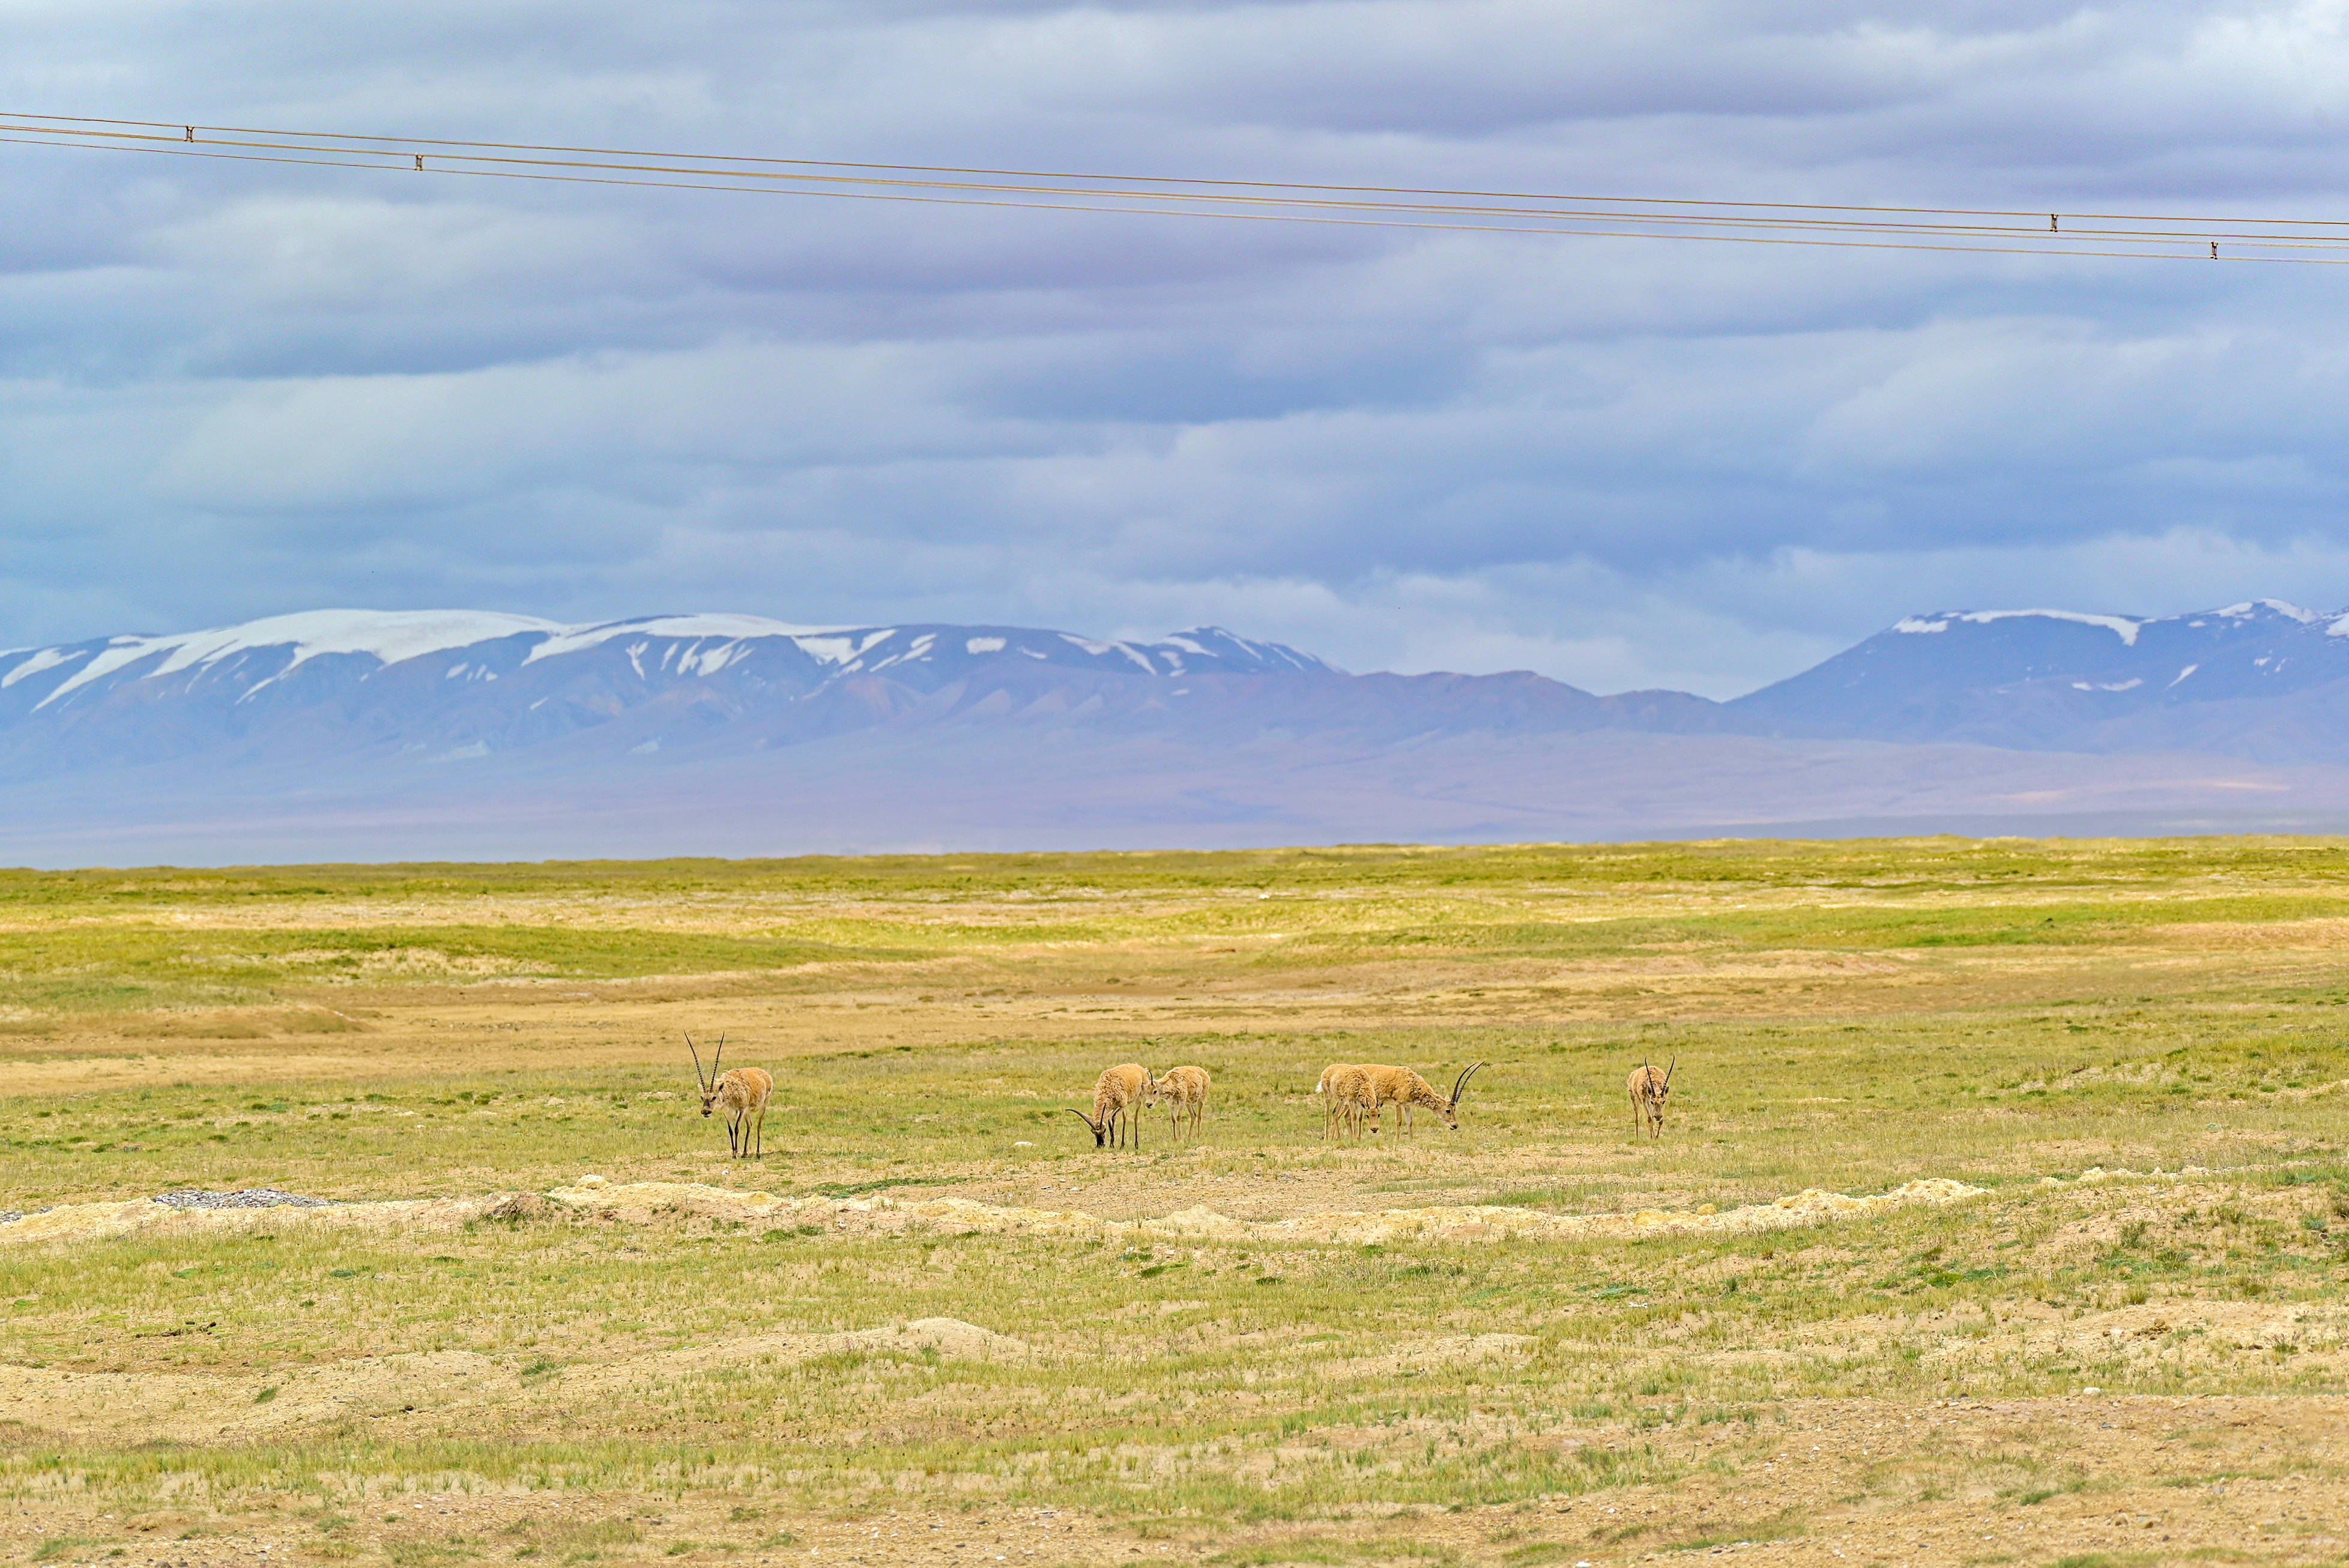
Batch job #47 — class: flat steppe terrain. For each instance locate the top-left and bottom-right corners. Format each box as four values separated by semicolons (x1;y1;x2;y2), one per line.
5;838;2349;1566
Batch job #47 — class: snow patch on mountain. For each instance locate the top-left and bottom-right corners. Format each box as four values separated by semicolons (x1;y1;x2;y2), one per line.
1951;609;2145;645
2;647;86;688
34;610;566;708
1894;609;2146;644
522;614;852;664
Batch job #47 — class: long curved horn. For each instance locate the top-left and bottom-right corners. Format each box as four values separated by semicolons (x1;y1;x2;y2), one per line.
1065;1107;1102;1133
686;1033;708;1091
711;1033;726;1079
1451;1061;1487;1105
1664;1054;1676;1087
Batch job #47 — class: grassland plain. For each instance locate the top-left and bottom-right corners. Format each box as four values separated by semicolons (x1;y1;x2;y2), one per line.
4;837;2349;1566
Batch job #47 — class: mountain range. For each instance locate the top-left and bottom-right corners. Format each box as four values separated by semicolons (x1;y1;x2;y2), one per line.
10;600;2349;864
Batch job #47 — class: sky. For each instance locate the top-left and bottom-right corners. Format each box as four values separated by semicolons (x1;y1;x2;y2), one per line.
4;1;2348;699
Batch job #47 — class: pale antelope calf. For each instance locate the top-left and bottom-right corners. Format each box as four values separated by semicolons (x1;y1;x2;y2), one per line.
1324;1064;1379;1141
1069;1063;1153;1150
1628;1056;1675;1141
688;1033;775;1159
1315;1063;1356;1142
1150;1064;1211;1139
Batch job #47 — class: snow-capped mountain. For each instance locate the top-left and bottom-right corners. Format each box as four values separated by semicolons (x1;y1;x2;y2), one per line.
2;609;1327;716
0;610;1353;778
13;599;2349;864
1726;600;2349;756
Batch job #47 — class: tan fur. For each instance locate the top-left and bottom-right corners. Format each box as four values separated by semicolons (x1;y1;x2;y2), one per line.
1350;1063;1487;1137
1362;1065;1425;1135
1325;1064;1379;1141
1150;1064;1211;1139
1068;1063;1153;1149
1315;1063;1355;1142
1628;1057;1675;1141
688;1033;774;1159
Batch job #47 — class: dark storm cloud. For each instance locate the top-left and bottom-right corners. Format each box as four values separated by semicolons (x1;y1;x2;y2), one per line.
4;1;2349;695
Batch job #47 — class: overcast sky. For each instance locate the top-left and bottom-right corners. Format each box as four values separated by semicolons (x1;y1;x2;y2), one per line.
5;1;2348;698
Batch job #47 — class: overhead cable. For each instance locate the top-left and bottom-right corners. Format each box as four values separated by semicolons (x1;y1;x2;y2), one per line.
5;111;2344;265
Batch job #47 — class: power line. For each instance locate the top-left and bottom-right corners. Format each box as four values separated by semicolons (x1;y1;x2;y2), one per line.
7;110;2346;265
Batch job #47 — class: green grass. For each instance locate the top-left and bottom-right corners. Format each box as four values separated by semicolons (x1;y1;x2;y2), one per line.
8;837;2349;1553
0;1007;2337;1208
2;835;2349;1016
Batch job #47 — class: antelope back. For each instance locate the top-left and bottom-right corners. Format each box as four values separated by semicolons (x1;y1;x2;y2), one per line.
1329;1064;1376;1110
1096;1063;1149;1116
724;1067;775;1107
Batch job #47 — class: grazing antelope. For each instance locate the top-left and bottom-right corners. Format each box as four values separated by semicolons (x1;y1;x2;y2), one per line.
688;1033;775;1159
1358;1063;1487;1135
1150;1064;1211;1139
1364;1065;1422;1134
1628;1056;1675;1141
1315;1063;1356;1142
1068;1063;1153;1150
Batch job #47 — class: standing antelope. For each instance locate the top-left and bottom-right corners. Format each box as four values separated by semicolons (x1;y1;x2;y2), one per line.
1068;1063;1153;1150
1150;1064;1211;1139
1628;1056;1675;1141
1315;1063;1355;1142
1323;1064;1380;1141
689;1033;775;1159
1358;1063;1487;1135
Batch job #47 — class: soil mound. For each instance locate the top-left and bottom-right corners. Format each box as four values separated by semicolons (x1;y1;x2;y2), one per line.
1;1176;1985;1250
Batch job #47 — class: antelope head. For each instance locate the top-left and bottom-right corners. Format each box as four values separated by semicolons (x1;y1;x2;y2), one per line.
1438;1061;1487;1129
688;1032;727;1117
1065;1107;1109;1148
1640;1057;1672;1118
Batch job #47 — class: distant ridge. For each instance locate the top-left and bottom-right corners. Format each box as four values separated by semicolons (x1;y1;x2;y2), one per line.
11;600;2349;863
0;611;1349;780
1726;599;2349;760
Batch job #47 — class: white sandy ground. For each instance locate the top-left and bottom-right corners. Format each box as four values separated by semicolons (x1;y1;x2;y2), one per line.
0;1172;1998;1249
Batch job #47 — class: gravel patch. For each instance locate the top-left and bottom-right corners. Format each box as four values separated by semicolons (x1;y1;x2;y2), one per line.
153;1188;333;1211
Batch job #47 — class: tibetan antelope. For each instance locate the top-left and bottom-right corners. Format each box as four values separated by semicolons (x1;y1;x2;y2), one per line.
688;1033;774;1159
1323;1064;1379;1141
1068;1063;1153;1150
1359;1063;1486;1135
1150;1064;1211;1139
1628;1056;1675;1140
1315;1063;1355;1142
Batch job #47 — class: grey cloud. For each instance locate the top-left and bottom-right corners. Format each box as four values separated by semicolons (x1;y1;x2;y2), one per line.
7;1;2349;700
